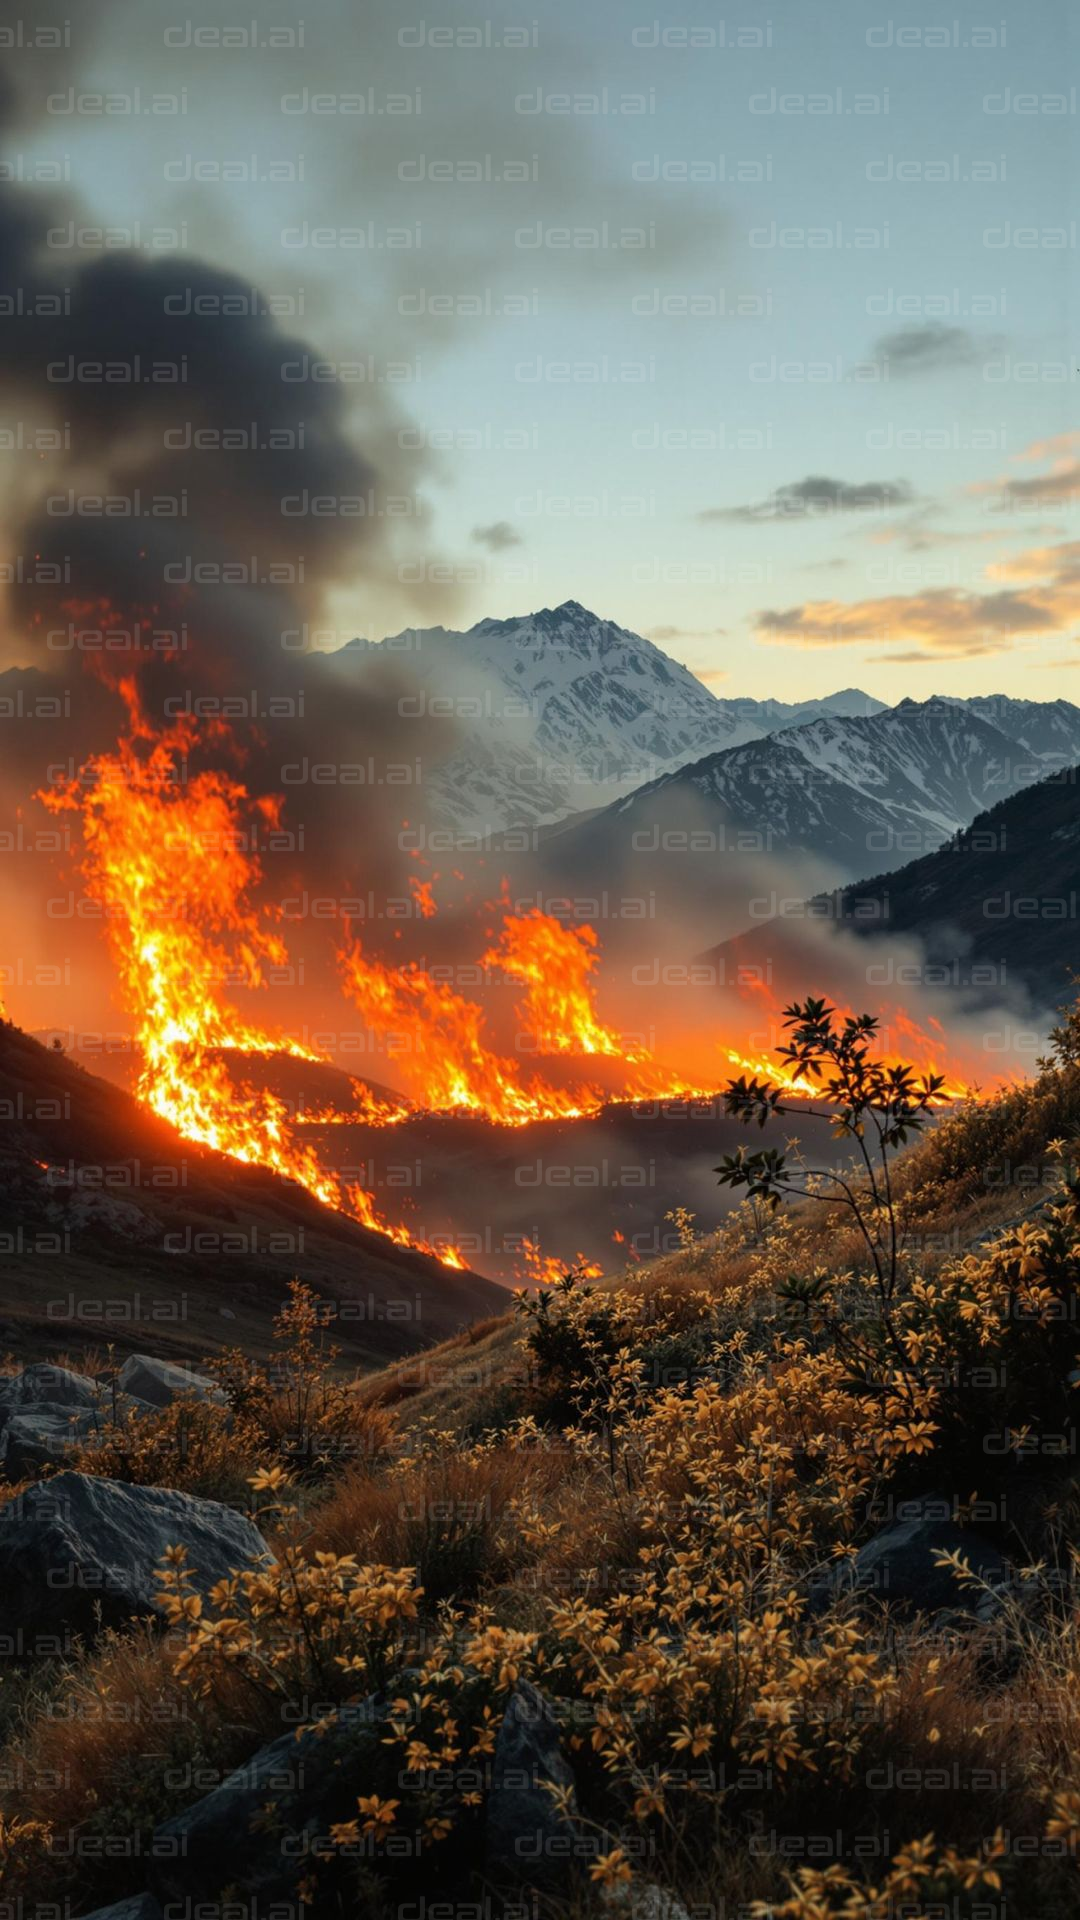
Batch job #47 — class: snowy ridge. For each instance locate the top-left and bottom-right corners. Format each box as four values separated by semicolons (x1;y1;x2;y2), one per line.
550;696;1059;881
338;601;885;831
334;602;1080;848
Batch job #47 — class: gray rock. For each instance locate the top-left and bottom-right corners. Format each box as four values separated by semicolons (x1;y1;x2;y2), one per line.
603;1884;693;1920
116;1354;225;1410
0;1378;161;1479
0;1471;271;1637
1;1404;97;1477
486;1679;579;1887
80;1897;164;1920
49;1190;161;1244
810;1503;1009;1616
152;1693;388;1902
0;1390;159;1482
0;1363;97;1427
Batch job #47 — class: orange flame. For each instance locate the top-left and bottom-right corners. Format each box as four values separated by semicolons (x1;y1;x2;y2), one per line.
721;973;979;1103
410;875;438;921
515;1237;604;1286
339;903;736;1123
39;692;462;1265
483;909;641;1059
28;682;991;1287
339;934;613;1125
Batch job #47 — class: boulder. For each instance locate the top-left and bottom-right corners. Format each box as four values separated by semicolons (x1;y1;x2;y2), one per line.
809;1502;1009;1617
0;1393;164;1478
48;1189;161;1243
116;1354;225;1410
0;1363;97;1426
0;1472;271;1637
485;1680;579;1887
80;1898;164;1920
603;1884;692;1920
152;1693;387;1903
1;1404;97;1477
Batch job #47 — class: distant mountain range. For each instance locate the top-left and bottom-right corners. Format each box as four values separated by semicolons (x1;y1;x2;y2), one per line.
339;601;889;830
705;764;1080;1013
339;605;1080;861
540;694;1069;887
5;601;1077;891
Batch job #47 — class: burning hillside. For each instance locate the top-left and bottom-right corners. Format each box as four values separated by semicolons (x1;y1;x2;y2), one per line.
0;20;1021;1287
16;673;991;1283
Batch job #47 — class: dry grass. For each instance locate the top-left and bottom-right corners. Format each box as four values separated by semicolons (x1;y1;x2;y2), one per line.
2;1624;274;1906
355;1312;524;1433
4;1063;1080;1915
298;1441;574;1604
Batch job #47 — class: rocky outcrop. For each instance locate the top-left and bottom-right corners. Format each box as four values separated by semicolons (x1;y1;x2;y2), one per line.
809;1501;1009;1616
1;1406;98;1477
115;1354;225;1410
152;1694;387;1902
0;1472;270;1636
485;1680;579;1887
0;1362;98;1420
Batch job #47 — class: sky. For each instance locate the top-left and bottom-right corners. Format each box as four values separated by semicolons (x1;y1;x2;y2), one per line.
2;0;1079;699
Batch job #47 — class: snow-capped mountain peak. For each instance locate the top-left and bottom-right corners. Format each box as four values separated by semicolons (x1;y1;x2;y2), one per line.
330;605;1080;843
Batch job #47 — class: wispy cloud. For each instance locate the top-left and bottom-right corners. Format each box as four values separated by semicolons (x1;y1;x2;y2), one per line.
872;322;1001;375
973;431;1080;511
648;624;728;643
754;538;1080;659
699;475;915;525
470;520;523;552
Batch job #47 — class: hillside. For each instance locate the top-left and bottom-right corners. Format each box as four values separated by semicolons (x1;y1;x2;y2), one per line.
541;696;1037;893
0;1020;505;1368
704;764;1080;1012
4;1006;1080;1917
835;764;1080;1008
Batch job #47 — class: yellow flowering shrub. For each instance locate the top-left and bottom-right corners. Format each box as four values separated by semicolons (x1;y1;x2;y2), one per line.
73;1394;270;1504
757;1829;1007;1920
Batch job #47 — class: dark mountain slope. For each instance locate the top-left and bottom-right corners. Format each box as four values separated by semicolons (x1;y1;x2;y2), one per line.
0;1022;505;1368
702;766;1080;1012
541;697;1033;890
828;765;1080;1009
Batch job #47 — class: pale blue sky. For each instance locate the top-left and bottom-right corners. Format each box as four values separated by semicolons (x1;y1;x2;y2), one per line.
9;0;1080;695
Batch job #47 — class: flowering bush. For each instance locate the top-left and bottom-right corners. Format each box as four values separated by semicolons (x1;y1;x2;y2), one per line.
212;1278;397;1479
73;1394;269;1504
11;1004;1080;1916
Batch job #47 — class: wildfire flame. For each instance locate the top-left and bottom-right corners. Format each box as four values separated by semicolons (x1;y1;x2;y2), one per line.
29;682;986;1287
339;933;613;1125
483;909;641;1059
339;906;728;1124
39;686;463;1266
720;974;977;1103
515;1236;604;1287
